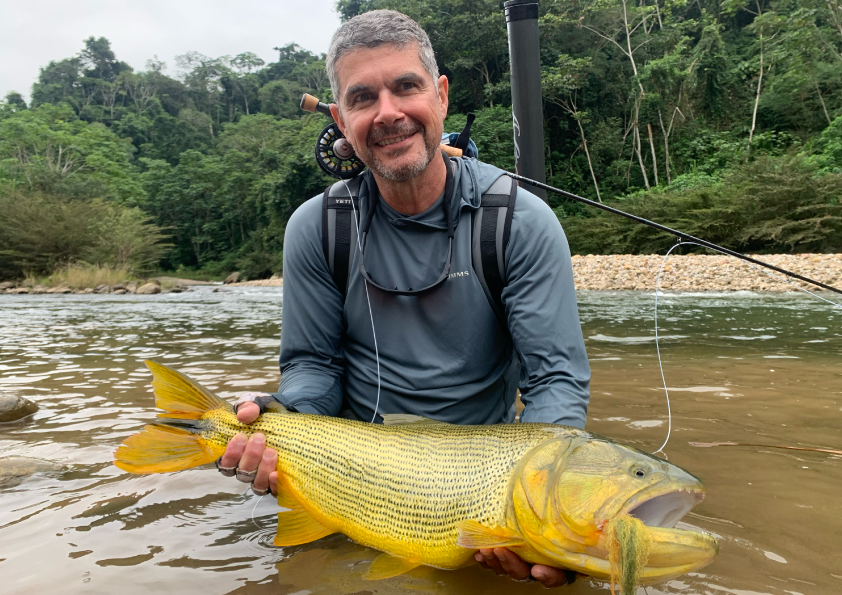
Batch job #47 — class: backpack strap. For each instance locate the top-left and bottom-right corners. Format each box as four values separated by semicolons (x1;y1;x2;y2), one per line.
472;175;517;327
322;176;363;297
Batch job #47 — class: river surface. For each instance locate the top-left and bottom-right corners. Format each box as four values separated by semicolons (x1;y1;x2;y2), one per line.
1;287;840;595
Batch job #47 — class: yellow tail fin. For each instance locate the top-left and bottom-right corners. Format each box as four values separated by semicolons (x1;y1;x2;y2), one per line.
114;361;232;474
145;360;231;419
114;425;219;474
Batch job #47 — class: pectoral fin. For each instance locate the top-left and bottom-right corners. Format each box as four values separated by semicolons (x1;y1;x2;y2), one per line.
364;553;421;580
456;520;525;549
274;508;335;546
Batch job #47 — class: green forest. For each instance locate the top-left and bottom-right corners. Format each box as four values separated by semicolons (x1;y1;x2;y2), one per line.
2;0;842;282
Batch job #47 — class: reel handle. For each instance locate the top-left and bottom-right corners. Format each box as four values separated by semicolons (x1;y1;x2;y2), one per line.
300;93;333;117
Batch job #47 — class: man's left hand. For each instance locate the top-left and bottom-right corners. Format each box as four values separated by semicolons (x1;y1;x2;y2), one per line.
476;548;574;588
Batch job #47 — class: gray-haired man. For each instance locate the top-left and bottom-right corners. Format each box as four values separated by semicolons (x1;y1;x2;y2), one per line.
220;9;590;587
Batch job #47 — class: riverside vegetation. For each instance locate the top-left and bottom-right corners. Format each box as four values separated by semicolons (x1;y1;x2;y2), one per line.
1;0;841;286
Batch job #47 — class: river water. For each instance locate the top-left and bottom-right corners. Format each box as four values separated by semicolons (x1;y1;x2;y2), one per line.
1;287;840;594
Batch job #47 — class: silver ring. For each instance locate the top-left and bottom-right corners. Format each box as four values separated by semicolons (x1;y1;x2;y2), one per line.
215;457;237;478
236;467;258;483
252;484;270;496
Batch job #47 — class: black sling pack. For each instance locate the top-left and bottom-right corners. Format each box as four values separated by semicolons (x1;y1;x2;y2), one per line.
321;173;517;326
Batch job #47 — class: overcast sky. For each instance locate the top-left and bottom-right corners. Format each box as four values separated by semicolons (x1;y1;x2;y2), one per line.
1;0;341;101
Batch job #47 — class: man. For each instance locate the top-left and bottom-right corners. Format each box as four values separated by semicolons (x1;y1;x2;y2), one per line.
219;9;590;587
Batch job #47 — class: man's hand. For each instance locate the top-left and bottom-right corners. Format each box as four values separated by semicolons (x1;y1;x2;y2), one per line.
218;394;280;496
476;548;573;588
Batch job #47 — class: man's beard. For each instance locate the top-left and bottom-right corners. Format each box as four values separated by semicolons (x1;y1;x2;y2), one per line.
359;119;440;183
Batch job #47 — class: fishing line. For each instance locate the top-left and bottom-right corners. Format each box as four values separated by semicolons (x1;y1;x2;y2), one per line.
250;491;265;529
651;239;841;454
341;178;382;423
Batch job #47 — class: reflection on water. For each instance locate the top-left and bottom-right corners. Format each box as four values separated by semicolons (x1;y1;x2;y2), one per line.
1;288;840;594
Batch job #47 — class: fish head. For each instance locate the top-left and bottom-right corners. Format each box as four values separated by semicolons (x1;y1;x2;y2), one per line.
509;436;718;583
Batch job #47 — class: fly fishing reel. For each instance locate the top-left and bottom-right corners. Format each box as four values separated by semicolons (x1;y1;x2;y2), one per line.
315;122;366;179
301;93;366;180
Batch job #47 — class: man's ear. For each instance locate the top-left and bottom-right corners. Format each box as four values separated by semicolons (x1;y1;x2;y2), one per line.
329;103;347;137
437;74;449;121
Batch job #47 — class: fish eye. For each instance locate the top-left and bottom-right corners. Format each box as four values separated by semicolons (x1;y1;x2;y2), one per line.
631;466;647;479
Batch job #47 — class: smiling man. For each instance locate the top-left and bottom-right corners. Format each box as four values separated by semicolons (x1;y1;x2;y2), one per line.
218;9;590;587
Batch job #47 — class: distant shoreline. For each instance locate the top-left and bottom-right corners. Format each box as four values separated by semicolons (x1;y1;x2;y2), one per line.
3;254;839;294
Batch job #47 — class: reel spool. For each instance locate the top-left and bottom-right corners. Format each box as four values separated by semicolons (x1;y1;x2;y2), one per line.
315;122;366;180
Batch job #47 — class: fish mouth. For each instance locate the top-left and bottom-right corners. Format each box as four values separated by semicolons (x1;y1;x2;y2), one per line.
623;486;705;529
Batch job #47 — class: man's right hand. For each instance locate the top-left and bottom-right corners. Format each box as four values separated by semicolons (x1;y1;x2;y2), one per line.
219;396;278;496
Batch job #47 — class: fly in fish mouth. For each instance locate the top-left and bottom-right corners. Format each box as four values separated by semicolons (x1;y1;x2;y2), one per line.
624;488;705;529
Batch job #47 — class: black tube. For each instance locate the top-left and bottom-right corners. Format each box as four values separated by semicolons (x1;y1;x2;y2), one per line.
505;0;547;201
505;171;842;295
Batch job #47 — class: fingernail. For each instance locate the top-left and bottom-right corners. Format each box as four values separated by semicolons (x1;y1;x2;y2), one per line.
494;550;506;562
254;433;265;444
263;450;275;461
234;434;247;445
532;568;546;581
475;553;482;563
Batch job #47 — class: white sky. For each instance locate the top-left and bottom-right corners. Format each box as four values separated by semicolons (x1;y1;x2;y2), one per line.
1;0;342;101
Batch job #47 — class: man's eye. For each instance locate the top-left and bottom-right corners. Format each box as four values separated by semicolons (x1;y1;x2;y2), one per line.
400;82;416;91
354;93;372;103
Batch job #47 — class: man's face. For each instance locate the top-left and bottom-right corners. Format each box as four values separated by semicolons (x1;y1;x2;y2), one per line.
331;44;448;183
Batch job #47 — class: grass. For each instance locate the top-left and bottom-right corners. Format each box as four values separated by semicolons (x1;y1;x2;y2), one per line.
24;263;136;289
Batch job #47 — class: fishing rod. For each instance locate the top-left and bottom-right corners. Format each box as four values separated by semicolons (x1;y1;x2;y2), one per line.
505;171;842;296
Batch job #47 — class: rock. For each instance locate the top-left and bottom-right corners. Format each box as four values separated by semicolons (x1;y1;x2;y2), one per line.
82;287;94;294
168;286;185;293
136;282;161;295
95;285;110;294
0;395;38;422
10;287;30;294
212;287;227;293
0;456;63;487
111;283;126;291
127;282;137;293
223;272;240;284
0;282;14;290
55;287;72;294
111;288;128;295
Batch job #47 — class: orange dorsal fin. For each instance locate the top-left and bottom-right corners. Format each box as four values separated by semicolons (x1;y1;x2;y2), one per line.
456;520;525;549
146;360;231;419
114;425;218;474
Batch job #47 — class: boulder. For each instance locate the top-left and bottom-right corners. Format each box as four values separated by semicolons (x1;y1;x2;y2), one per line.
0;282;14;290
223;272;240;284
111;283;126;291
10;287;30;294
0;456;63;487
111;288;128;295
168;286;185;293
136;282;161;295
82;287;94;294
95;285;110;294
0;394;38;422
126;282;138;293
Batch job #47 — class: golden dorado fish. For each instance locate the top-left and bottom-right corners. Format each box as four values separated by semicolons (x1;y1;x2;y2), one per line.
115;362;718;586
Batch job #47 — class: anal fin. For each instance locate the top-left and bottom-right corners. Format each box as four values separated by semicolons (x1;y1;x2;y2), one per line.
456;520;525;549
364;553;421;580
274;508;335;546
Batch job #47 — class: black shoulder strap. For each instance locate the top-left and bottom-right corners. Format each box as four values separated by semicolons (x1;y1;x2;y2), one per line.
472;175;517;327
322;176;363;298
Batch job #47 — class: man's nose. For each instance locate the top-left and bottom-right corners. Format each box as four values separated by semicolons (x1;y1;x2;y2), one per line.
373;90;405;127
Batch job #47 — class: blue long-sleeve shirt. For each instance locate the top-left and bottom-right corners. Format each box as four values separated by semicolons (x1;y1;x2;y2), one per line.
273;157;590;427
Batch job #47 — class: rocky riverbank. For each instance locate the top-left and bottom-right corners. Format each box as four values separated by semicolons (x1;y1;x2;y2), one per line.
570;253;841;292
0;277;210;295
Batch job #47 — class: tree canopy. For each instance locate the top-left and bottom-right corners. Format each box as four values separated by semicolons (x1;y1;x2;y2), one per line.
2;0;842;279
